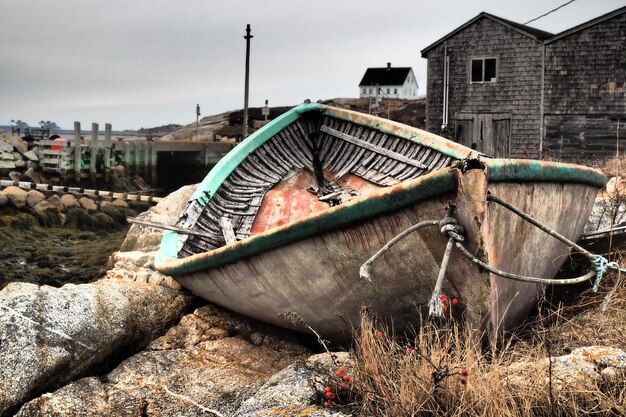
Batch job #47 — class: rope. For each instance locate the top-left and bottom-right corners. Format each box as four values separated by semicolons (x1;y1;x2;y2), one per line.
428;237;455;318
488;194;626;290
454;242;597;285
359;220;440;281
600;267;623;315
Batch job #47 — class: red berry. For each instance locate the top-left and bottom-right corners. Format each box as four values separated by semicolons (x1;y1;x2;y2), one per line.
376;331;383;337
452;298;458;305
341;382;347;389
336;370;342;376
461;368;470;376
326;392;332;398
442;305;448;312
407;347;413;354
440;294;447;301
339;367;346;373
324;401;329;407
460;376;468;384
325;386;331;392
342;375;351;382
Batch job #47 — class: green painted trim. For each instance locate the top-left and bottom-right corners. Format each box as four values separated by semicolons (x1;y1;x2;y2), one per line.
189;102;320;204
156;168;458;276
486;159;606;188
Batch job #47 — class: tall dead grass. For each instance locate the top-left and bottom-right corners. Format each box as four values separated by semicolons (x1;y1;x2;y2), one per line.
352;305;625;416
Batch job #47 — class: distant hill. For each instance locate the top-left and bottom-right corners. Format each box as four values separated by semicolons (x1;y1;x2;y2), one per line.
158;98;426;143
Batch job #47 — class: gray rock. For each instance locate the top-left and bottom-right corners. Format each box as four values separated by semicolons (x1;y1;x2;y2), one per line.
22;150;39;162
78;196;97;212
12;152;22;160
0;279;196;417
112;198;128;208
22;167;42;184
60;194;79;209
236;352;354;417
5;135;27;155
46;195;63;212
26;190;45;208
1;152;14;160
120;184;196;253
2;186;27;209
16;304;310;417
0;140;13;153
0;160;16;169
32;200;55;212
8;171;20;181
14;159;26;168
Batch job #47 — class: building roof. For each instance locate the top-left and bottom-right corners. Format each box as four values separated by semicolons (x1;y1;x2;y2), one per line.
546;6;626;44
420;12;553;57
420;7;626;57
359;66;412;87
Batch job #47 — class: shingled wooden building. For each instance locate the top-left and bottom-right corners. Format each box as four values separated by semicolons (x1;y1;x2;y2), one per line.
420;7;626;162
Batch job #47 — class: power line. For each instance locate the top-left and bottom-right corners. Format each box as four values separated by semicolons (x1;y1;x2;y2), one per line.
523;0;577;25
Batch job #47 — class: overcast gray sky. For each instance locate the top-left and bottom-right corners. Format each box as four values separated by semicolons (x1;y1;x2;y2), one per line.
1;0;624;130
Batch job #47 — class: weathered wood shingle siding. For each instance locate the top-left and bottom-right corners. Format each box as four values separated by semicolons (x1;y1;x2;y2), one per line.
425;18;544;157
544;13;626;161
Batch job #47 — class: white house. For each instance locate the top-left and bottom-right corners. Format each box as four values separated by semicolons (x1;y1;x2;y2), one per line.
358;63;419;99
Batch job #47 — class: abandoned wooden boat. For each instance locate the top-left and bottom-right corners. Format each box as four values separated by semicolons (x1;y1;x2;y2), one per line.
154;102;605;343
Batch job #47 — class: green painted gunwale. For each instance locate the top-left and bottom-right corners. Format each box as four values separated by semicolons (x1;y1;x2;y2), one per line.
155;103;606;276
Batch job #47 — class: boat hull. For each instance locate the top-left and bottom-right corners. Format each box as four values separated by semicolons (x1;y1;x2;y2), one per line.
167;168;598;343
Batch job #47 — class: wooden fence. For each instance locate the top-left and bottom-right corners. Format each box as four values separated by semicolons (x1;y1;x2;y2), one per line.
36;122;157;184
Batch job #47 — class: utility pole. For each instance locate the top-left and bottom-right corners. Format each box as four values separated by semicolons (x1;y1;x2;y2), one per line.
262;99;269;121
243;24;253;140
196;104;200;141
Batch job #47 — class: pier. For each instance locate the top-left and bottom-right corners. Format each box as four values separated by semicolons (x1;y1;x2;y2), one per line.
35;122;236;190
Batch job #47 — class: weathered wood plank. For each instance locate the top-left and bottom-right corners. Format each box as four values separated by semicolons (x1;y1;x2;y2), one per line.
321;125;428;169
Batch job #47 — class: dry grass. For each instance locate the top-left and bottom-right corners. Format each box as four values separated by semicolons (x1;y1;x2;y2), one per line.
349;157;626;416
601;156;626;178
352;288;626;417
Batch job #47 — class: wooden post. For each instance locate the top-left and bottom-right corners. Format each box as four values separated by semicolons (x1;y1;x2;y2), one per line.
104;123;112;183
151;145;158;186
73;121;81;182
124;141;131;175
134;141;140;176
143;141;150;178
203;143;209;167
89;122;98;184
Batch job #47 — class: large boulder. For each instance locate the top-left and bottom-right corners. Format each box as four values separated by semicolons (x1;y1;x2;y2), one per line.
78;197;97;213
46;195;64;212
16;304;310;417
22;150;38;162
0;160;16;169
5;135;27;155
0;279;196;417
26;190;45;208
2;186;28;209
0;140;13;153
60;194;79;209
120;184;196;253
22;167;42;184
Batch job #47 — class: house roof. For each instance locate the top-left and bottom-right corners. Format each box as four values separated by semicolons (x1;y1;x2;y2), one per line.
359;67;412;87
546;6;626;43
420;12;553;57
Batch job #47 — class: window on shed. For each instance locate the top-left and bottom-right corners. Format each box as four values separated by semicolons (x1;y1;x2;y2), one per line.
394;88;397;94
470;58;497;83
386;88;390;94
